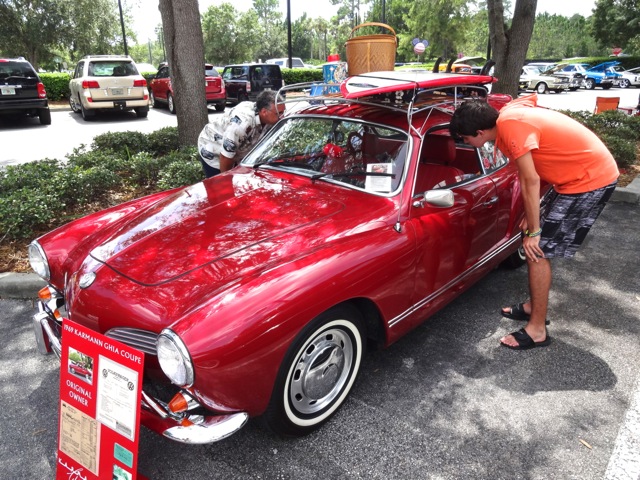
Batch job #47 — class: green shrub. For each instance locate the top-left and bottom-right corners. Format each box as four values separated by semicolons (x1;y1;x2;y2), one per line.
157;148;204;189
0;188;61;240
52;166;121;207
40;72;71;101
0;159;62;194
91;131;151;156
282;68;323;85
147;127;181;156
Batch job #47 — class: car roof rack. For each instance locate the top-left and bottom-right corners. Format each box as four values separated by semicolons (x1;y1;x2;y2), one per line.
83;55;132;60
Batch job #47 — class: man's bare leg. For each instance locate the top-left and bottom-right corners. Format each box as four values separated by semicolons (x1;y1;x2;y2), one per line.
501;258;551;346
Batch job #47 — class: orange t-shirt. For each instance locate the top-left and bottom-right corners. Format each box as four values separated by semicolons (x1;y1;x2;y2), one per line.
495;94;619;194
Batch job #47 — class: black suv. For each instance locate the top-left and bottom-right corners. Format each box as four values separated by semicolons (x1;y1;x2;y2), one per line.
222;64;283;104
0;57;51;125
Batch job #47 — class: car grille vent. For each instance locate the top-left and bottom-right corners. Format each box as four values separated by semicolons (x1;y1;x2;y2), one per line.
105;328;158;356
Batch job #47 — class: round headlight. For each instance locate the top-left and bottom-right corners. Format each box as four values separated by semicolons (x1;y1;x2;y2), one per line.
157;330;194;387
28;241;50;281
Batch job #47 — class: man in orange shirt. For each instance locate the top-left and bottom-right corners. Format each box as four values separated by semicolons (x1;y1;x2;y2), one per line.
449;94;619;350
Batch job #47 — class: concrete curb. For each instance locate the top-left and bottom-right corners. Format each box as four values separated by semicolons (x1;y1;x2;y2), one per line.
1;179;639;301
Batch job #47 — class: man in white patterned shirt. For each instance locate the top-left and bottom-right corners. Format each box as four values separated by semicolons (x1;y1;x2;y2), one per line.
197;90;285;177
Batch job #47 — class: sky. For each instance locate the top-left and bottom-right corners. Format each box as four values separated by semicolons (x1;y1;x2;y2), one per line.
129;0;597;43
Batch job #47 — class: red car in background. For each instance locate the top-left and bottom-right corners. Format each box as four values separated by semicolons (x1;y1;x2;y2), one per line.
149;63;225;113
29;71;538;446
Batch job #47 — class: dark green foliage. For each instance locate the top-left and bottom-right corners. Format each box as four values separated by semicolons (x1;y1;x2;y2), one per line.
91;131;152;156
157;147;204;190
281;69;323;85
39;73;71;101
147;127;181;156
0;128;202;241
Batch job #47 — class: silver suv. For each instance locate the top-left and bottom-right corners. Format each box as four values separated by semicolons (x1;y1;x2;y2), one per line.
69;55;150;120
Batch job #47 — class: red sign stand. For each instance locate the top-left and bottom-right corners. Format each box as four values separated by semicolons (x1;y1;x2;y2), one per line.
56;319;145;480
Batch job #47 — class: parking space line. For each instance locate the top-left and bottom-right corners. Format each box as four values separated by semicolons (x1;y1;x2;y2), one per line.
605;377;640;480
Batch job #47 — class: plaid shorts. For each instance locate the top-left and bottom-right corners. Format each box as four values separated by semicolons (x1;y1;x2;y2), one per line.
538;181;617;258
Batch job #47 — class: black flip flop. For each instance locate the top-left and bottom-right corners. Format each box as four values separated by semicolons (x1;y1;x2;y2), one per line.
501;328;551;350
501;303;550;325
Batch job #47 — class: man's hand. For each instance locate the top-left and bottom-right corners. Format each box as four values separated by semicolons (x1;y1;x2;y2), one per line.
523;234;545;263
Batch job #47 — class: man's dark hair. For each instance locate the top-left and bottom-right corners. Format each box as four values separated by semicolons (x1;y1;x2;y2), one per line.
449;100;499;138
256;90;284;112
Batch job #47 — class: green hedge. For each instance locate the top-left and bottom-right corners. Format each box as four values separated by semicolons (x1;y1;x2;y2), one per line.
40;72;71;101
281;68;323;85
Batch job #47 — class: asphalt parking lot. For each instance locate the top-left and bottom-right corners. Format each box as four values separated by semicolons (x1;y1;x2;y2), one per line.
1;202;639;480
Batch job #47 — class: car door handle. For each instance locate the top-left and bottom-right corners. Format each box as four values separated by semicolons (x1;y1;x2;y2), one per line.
483;196;499;207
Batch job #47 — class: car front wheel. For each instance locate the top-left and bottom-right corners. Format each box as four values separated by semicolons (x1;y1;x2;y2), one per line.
535;82;547;94
501;245;526;269
619;79;630;88
262;304;366;437
584;78;596;90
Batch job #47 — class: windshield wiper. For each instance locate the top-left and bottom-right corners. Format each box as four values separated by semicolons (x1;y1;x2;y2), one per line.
254;160;317;171
310;170;396;181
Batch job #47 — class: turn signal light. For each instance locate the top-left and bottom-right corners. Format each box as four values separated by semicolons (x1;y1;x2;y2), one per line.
38;286;52;301
168;392;189;413
81;80;100;89
133;79;147;87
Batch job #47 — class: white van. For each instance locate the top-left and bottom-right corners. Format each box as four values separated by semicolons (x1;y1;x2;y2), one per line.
266;57;305;68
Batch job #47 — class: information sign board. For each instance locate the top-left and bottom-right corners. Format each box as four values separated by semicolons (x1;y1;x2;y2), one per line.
57;319;144;480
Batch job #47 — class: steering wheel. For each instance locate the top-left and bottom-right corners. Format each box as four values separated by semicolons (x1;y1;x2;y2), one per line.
346;132;363;157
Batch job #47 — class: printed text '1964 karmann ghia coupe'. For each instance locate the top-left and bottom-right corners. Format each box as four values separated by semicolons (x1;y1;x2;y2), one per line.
29;71;530;445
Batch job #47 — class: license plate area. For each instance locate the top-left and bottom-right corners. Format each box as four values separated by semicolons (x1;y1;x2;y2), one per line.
110;87;125;96
1;87;16;95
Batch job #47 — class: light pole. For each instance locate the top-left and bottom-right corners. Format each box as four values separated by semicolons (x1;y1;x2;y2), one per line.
117;0;129;56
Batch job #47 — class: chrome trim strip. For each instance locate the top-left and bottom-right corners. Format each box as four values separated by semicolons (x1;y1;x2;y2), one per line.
389;235;520;328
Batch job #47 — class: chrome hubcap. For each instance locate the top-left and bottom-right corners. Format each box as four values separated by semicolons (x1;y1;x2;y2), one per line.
289;327;353;415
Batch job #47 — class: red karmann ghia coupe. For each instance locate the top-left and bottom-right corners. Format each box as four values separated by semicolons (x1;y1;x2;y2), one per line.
29;71;530;444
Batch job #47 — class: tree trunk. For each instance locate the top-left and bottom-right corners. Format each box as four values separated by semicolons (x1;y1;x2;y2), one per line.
158;0;209;148
487;0;537;99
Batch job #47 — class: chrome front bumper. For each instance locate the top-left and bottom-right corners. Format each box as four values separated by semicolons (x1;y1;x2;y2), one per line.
32;299;248;444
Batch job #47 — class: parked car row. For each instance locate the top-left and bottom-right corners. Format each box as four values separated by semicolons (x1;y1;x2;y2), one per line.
520;61;640;93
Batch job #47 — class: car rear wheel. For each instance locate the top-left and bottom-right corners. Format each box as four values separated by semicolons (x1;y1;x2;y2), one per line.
584;78;596;90
214;103;226;112
69;96;80;114
262;304;366;437
535;82;547;94
38;108;51;125
619;79;630;88
135;107;149;118
167;93;176;114
80;100;95;121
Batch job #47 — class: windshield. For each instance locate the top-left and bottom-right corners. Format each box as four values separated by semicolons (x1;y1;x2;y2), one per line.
242;116;409;195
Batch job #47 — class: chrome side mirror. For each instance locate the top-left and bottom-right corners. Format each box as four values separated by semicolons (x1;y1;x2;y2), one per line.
412;189;455;208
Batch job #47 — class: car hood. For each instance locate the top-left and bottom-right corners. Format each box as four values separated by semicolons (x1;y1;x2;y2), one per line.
89;169;349;285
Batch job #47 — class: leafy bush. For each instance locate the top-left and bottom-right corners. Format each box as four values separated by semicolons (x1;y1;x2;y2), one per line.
0;188;62;239
40;72;71;101
157;148;204;190
91;131;151;156
282;68;323;85
0;160;62;194
147;127;181;156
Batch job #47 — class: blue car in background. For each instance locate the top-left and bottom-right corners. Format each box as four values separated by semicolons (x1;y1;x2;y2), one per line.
584;61;622;89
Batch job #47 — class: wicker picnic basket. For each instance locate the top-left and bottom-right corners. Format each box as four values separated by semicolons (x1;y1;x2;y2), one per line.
345;22;397;76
